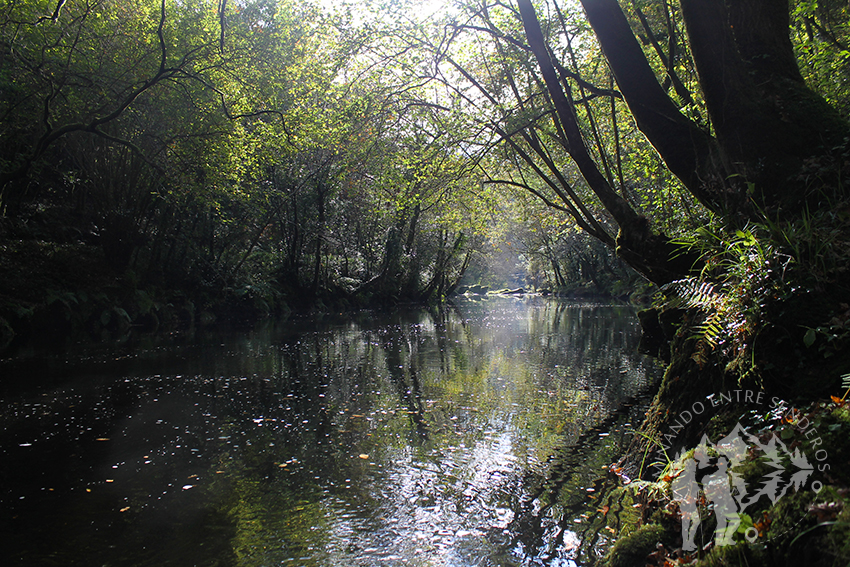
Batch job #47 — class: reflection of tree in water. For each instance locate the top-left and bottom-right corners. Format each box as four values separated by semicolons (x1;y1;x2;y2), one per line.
200;298;659;564
380;323;430;442
0;297;663;566
502;396;655;563
438;298;659;563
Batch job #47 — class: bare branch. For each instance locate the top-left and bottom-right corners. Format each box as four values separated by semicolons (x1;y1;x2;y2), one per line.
33;0;66;25
157;0;167;73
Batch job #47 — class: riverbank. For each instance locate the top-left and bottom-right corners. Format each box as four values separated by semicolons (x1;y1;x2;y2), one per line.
585;300;850;567
0;238;252;353
589;395;850;567
0;235;642;355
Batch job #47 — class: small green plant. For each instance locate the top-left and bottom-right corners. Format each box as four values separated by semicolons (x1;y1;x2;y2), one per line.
633;429;674;479
664;223;792;378
801;304;850;358
772;203;849;283
662;278;724;347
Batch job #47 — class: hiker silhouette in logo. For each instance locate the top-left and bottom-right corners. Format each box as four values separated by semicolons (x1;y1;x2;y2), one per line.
702;454;743;546
671;453;701;551
671;423;817;551
672;436;751;551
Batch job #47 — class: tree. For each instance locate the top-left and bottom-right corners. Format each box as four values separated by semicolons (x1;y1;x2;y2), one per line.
395;0;850;402
420;0;849;288
399;0;696;285
0;0;219;213
577;0;848;215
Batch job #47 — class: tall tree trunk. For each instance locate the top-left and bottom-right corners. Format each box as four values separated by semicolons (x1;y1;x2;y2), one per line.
518;0;699;285
578;0;729;211
580;0;850;215
285;193;301;287
312;183;326;296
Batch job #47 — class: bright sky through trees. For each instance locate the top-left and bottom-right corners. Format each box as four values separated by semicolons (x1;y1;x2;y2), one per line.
319;0;453;23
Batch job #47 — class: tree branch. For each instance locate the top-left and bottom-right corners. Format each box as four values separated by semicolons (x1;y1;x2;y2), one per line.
578;0;725;212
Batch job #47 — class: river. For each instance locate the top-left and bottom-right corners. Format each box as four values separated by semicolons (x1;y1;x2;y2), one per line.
0;297;662;566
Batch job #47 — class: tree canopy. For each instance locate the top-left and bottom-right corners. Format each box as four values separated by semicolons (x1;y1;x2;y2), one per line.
2;0;849;369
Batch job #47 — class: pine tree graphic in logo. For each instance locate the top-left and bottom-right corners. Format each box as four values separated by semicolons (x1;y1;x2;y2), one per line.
670;423;814;550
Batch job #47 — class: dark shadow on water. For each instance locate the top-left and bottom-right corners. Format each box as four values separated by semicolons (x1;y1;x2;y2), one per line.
503;392;657;564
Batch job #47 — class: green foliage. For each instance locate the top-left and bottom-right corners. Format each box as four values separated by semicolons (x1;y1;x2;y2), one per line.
760;192;850;284
0;0;847;326
663;223;794;378
0;0;493;317
792;0;850;117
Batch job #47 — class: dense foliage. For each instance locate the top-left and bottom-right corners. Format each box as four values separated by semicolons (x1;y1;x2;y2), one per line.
0;0;497;341
1;0;849;370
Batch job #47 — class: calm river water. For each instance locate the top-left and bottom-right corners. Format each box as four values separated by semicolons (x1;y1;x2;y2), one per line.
0;297;661;567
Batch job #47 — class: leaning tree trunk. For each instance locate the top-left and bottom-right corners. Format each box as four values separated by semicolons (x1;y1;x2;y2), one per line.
518;0;700;285
573;0;850;480
580;0;850;218
519;0;850;281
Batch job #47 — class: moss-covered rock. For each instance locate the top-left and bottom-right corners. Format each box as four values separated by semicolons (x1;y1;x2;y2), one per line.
602;523;667;567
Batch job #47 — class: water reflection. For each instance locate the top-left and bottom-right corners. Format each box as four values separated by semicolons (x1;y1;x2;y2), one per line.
0;297;661;566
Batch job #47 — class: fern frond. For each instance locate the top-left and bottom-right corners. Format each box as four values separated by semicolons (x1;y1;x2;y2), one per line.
700;312;724;347
662;278;720;310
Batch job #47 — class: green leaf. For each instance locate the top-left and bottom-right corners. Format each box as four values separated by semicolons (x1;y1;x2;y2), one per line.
803;328;816;348
736;513;754;533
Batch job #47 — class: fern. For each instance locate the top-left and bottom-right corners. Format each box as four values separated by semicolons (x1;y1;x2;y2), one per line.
700;312;724;347
662;278;719;310
662;278;724;347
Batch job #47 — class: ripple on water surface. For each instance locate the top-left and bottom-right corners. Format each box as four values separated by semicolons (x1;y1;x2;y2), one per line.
0;298;660;566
